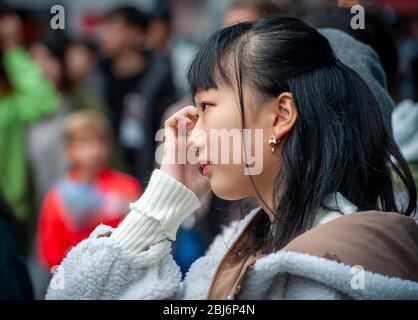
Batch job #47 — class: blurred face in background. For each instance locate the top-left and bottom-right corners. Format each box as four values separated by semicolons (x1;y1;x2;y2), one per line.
223;4;261;26
65;43;96;84
65;131;111;176
146;16;171;54
29;42;63;88
99;16;144;57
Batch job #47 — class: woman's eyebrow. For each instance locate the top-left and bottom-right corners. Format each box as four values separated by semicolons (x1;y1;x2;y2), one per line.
194;90;217;105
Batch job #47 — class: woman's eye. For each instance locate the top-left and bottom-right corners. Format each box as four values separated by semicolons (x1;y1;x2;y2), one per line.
200;103;209;112
196;101;214;113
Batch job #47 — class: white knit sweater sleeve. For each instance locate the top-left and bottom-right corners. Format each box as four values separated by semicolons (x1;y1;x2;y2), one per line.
110;169;201;253
45;169;201;300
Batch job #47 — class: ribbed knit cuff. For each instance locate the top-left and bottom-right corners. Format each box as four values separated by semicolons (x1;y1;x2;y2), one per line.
110;169;201;253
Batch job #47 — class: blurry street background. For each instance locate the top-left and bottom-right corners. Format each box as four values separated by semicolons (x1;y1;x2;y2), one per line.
0;0;417;299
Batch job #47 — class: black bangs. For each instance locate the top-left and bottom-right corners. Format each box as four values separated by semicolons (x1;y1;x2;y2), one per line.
187;22;253;98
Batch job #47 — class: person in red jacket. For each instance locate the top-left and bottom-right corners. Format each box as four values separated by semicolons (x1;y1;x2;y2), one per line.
37;110;143;270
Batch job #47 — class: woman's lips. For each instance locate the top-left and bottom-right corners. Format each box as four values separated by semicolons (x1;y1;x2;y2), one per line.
198;161;211;176
202;164;211;176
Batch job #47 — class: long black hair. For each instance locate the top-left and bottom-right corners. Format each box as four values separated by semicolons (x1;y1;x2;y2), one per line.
187;16;417;253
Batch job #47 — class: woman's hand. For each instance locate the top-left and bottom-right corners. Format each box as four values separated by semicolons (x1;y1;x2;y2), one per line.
160;105;211;199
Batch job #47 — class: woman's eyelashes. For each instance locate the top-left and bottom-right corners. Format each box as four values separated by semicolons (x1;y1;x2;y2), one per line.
200;103;209;112
198;102;214;113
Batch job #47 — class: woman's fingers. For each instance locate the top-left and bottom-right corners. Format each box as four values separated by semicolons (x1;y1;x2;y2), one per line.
164;114;190;128
164;106;198;141
162;105;198;158
180;105;198;118
164;106;197;129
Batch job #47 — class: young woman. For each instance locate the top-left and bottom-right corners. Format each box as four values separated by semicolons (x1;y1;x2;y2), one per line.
46;17;418;300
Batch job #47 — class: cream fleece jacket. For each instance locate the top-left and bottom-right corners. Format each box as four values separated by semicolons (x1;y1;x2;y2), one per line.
45;170;418;300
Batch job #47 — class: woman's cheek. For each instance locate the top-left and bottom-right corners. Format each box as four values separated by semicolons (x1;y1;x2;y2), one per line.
209;163;249;200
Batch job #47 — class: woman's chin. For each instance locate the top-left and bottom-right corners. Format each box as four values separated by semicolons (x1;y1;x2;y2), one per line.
210;179;246;201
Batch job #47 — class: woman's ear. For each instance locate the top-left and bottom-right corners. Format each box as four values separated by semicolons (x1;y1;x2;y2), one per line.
272;92;298;140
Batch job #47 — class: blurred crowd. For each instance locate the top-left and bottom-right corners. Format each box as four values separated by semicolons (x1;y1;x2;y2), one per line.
0;0;417;299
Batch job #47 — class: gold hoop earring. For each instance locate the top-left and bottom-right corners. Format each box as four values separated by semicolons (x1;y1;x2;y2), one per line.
268;136;279;153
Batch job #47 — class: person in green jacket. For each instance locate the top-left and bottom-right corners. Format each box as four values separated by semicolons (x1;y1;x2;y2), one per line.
0;13;60;223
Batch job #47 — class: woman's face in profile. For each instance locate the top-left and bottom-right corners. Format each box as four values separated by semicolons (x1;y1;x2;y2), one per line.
189;84;285;203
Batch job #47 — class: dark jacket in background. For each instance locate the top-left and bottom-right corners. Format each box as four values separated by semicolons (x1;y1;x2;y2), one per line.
0;198;33;300
99;50;176;185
